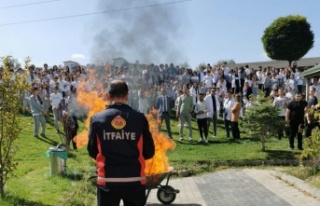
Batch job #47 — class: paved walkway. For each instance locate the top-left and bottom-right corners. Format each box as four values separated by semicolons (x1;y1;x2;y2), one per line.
146;168;320;206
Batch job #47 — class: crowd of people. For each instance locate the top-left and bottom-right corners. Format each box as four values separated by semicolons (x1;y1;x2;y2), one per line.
15;60;319;151
118;62;316;150
22;64;84;150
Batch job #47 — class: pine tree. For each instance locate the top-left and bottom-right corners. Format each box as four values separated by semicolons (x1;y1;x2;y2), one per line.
241;92;282;151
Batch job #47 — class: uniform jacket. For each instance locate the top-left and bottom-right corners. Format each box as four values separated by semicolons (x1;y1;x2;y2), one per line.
87;104;155;186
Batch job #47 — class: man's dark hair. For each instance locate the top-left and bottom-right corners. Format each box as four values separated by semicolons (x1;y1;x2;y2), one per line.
108;80;129;98
32;87;38;92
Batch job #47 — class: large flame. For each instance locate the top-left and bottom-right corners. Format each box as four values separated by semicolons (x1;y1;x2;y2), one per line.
74;69;176;175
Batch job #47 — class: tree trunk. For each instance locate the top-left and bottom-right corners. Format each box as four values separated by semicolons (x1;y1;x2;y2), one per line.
0;99;4;198
288;60;292;68
0;167;4;198
260;132;266;152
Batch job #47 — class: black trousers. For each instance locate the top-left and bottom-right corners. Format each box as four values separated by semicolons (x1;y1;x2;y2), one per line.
305;122;319;138
277;116;285;140
160;112;172;138
258;84;264;91
224;119;231;138
226;82;231;90
289;123;303;149
207;112;217;136
231;121;240;139
97;184;146;206
265;87;271;97
197;118;208;139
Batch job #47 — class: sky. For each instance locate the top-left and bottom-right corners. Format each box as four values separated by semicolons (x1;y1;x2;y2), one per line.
0;0;319;69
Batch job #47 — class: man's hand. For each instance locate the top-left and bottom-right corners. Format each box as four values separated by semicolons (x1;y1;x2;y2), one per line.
285;120;290;127
298;124;304;134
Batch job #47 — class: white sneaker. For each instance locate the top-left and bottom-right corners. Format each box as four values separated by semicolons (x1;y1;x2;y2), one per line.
179;137;183;141
212;135;217;138
198;138;203;143
189;137;193;141
204;139;208;144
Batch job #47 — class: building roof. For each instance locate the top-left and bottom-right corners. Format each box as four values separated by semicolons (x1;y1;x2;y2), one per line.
301;64;320;78
228;57;320;70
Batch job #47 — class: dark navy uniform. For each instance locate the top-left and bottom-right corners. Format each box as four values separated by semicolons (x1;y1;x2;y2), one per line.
88;103;155;206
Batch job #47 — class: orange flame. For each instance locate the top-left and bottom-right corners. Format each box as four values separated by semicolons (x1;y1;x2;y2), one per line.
145;109;175;175
74;69;176;175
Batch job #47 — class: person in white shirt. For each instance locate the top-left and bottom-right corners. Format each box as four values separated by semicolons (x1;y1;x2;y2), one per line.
212;67;220;85
198;67;206;83
189;82;200;105
217;76;227;96
202;70;214;89
222;62;231;90
50;86;63;133
294;69;304;93
285;86;294;100
256;67;265;91
71;75;80;93
194;89;210;143
204;87;220;137
59;75;71;98
285;74;295;92
223;90;234;138
310;77;320;100
30;87;46;138
244;65;251;77
49;76;60;93
273;88;290;140
138;88;150;115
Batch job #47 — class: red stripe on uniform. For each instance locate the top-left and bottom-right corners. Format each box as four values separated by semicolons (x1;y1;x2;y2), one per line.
137;135;146;185
96;134;106;186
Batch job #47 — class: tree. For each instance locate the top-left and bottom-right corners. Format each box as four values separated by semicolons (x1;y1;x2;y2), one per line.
216;59;236;66
240;92;282;151
179;62;190;69
0;56;30;198
262;15;314;67
194;62;206;72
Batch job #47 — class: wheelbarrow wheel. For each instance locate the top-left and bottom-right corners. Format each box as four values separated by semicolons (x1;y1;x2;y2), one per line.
157;185;176;205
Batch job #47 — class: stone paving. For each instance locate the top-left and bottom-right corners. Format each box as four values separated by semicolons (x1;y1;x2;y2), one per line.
145;168;320;206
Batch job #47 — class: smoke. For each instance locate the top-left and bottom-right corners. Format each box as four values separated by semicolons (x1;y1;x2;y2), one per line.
91;0;185;65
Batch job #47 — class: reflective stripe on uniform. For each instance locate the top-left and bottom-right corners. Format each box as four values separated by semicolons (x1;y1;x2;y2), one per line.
97;176;146;182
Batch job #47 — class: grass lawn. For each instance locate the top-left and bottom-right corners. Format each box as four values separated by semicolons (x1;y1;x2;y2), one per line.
0;113;317;205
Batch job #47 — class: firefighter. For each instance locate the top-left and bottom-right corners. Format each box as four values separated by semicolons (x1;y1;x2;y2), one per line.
87;80;155;206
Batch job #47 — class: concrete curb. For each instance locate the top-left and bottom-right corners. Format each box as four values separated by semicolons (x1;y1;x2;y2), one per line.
271;170;320;201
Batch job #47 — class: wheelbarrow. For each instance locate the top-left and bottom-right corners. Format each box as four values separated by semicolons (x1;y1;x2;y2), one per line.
88;167;180;205
145;167;180;205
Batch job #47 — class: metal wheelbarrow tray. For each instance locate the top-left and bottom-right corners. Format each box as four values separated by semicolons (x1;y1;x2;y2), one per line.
145;167;180;205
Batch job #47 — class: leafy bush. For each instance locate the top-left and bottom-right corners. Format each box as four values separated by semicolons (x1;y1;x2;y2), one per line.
240;91;282;151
